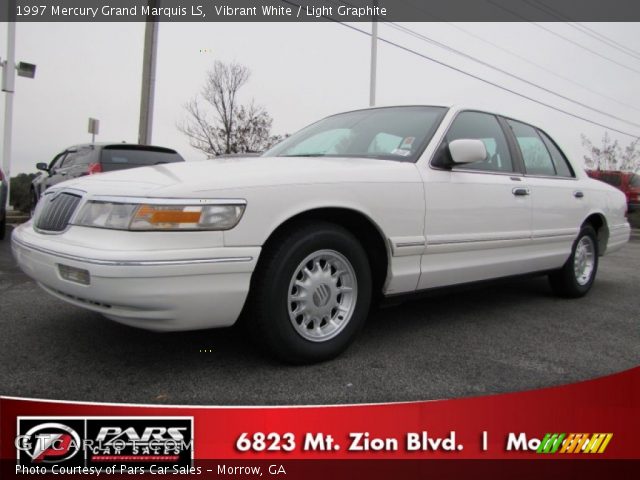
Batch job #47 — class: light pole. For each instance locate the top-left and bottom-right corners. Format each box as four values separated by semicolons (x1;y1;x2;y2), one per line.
369;1;378;107
138;1;159;145
1;20;16;211
2;16;37;212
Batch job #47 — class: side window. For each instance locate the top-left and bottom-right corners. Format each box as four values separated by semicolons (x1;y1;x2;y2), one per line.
59;152;78;168
48;153;66;171
538;130;574;177
444;111;514;173
60;149;92;168
507;120;556;176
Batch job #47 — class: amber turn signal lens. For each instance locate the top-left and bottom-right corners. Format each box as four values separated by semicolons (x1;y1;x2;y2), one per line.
134;205;202;225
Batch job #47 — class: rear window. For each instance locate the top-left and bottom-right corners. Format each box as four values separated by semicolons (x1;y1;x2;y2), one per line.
631;174;640;188
506;119;556;176
538;130;574;177
101;147;184;166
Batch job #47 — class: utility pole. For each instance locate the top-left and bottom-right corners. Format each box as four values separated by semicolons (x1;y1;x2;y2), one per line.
369;0;378;107
2;20;16;211
138;1;159;145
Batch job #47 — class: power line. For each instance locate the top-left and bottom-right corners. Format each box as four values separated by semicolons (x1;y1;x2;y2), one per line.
521;0;640;62
574;22;640;59
281;0;640;137
524;0;640;59
385;22;640;128
486;0;640;76
391;0;640;112
531;23;640;75
331;21;640;138
568;23;640;62
442;22;640;114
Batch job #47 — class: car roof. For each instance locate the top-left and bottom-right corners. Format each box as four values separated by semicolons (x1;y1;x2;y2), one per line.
329;105;550;134
327;104;451;117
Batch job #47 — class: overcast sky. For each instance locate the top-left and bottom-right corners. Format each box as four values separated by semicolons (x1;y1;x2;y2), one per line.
0;21;639;175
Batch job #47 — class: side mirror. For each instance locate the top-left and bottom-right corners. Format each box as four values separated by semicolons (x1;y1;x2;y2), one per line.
448;139;487;165
36;162;49;172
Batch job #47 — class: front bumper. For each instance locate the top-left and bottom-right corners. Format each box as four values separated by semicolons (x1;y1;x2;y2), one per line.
11;223;260;331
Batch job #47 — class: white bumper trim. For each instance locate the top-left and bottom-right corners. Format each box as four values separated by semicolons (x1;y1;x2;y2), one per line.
12;236;253;267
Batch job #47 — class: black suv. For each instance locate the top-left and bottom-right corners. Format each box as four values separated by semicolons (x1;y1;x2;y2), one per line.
32;143;184;205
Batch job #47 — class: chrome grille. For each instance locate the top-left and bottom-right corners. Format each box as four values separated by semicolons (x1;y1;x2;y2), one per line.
35;192;82;232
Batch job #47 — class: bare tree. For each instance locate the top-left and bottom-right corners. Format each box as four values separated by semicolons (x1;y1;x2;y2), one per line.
581;132;640;171
620;137;640;171
179;60;281;156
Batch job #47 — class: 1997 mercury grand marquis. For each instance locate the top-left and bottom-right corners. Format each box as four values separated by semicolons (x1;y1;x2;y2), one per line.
12;106;630;363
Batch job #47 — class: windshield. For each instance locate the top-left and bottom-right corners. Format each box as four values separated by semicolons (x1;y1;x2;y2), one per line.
263;106;447;162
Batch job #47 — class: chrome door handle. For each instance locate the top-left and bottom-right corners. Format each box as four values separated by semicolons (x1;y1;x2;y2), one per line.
574;191;584;198
512;187;530;196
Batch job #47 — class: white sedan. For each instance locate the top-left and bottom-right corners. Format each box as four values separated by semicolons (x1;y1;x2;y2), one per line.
12;106;630;363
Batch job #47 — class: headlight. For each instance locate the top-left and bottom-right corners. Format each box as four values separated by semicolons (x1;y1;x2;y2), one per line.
73;198;246;231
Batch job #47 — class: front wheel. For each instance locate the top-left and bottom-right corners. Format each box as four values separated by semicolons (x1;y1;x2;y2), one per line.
548;225;599;298
249;221;372;364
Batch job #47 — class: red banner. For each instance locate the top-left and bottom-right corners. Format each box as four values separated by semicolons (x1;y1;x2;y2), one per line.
2;367;638;477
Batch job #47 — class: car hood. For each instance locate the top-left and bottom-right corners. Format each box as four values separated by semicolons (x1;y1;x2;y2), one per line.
55;156;421;196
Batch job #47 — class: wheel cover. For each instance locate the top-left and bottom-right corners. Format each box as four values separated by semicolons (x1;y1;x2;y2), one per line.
287;249;358;342
574;236;596;286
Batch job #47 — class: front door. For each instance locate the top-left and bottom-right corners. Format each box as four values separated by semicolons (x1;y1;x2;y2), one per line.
418;111;533;290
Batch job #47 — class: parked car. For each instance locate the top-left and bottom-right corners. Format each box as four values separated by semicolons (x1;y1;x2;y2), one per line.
0;166;7;240
586;169;640;212
12;106;630;363
31;143;185;208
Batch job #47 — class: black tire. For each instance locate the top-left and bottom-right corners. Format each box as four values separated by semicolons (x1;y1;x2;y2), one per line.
548;224;599;298
248;221;372;364
0;215;5;241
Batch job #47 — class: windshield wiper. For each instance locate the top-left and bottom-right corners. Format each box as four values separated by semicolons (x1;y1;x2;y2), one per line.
279;153;327;157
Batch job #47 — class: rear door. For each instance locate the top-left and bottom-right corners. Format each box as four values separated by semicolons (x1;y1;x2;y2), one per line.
502;119;586;266
419;110;533;289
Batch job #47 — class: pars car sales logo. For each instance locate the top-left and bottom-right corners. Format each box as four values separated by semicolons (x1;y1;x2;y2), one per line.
16;417;193;471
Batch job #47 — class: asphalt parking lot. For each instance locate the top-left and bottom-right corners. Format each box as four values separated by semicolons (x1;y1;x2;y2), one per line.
1;226;638;405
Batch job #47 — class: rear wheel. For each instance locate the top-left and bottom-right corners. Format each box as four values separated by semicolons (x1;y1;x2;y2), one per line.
549;225;599;298
249;221;372;364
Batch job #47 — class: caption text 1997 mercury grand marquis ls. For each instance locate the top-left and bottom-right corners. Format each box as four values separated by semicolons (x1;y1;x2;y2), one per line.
12;106;630;363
